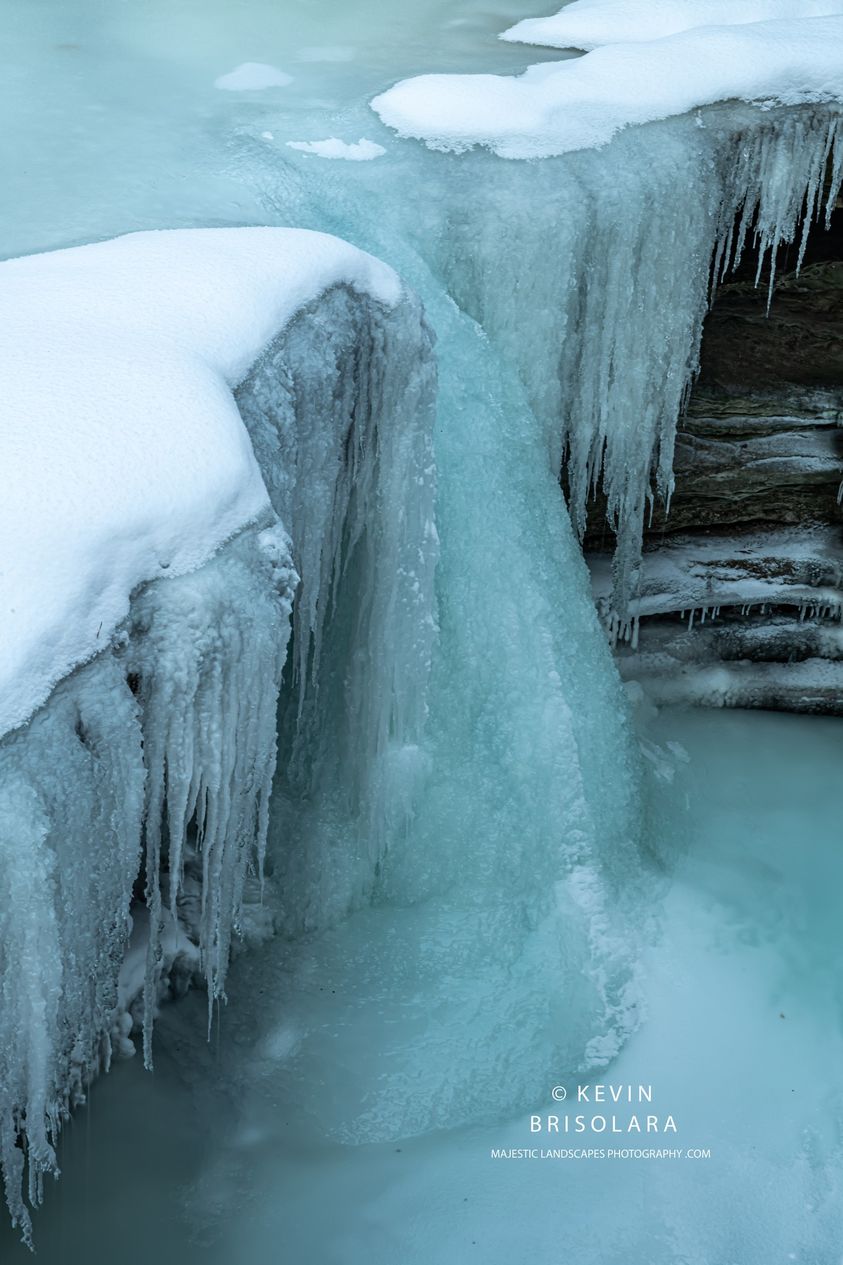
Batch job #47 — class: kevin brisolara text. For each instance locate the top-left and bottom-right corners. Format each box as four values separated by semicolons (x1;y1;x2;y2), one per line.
529;1113;678;1134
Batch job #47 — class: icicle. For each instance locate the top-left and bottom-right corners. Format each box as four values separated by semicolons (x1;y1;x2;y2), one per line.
0;657;145;1247
127;528;295;1061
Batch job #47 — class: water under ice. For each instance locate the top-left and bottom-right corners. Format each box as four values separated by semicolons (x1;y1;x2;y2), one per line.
1;0;843;1260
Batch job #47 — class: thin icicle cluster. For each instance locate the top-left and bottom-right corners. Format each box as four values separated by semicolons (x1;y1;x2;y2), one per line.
0;531;291;1246
427;104;843;621
715;107;843;304
590;106;843;618
128;527;297;1063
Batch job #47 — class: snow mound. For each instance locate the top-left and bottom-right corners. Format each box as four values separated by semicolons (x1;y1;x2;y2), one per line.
286;137;386;160
502;0;843;51
372;15;843;158
0;228;400;740
214;62;293;91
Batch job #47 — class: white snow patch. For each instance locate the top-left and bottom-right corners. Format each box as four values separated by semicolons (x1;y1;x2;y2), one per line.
214;62;293;91
0;228;401;739
372;14;843;158
286;136;386;160
503;0;843;50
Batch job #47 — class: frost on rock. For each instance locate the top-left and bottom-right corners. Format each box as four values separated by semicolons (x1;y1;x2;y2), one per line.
0;241;436;1245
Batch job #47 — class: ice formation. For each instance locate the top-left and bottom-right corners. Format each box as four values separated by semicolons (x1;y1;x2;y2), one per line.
0;230;436;1244
371;7;843;619
8;1;843;1252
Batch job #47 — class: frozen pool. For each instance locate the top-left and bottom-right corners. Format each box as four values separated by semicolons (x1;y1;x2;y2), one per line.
1;708;842;1264
0;0;571;259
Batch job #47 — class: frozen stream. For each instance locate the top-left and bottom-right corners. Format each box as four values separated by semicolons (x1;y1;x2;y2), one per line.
1;709;842;1263
2;0;843;1261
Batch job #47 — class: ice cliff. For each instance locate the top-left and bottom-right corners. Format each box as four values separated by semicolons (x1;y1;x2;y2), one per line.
0;229;436;1244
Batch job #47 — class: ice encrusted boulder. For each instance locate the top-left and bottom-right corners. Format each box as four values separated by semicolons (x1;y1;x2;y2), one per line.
0;229;436;1243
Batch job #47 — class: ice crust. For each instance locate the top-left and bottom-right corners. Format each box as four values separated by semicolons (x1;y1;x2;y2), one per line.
372;15;843;159
0;231;435;1245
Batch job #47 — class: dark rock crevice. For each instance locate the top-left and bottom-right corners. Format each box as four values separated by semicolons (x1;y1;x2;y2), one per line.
585;198;843;712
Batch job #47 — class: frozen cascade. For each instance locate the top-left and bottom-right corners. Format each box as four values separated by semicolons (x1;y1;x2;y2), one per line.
236;286;438;932
0;268;437;1244
192;165;647;1150
374;102;843;622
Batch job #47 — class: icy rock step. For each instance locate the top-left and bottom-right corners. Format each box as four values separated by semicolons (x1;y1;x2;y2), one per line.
590;525;843;640
620;654;843;714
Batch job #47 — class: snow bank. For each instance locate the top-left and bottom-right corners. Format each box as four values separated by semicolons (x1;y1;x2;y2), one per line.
502;0;843;51
372;15;843;158
0;228;400;741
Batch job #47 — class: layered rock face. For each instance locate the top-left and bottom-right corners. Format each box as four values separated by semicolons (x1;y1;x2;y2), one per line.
587;201;843;712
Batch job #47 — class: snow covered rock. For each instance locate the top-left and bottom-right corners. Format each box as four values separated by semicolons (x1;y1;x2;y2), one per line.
0;229;436;1244
0;228;402;742
373;11;843;159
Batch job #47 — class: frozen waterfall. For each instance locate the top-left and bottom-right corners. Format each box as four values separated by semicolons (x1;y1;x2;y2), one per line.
3;0;843;1257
